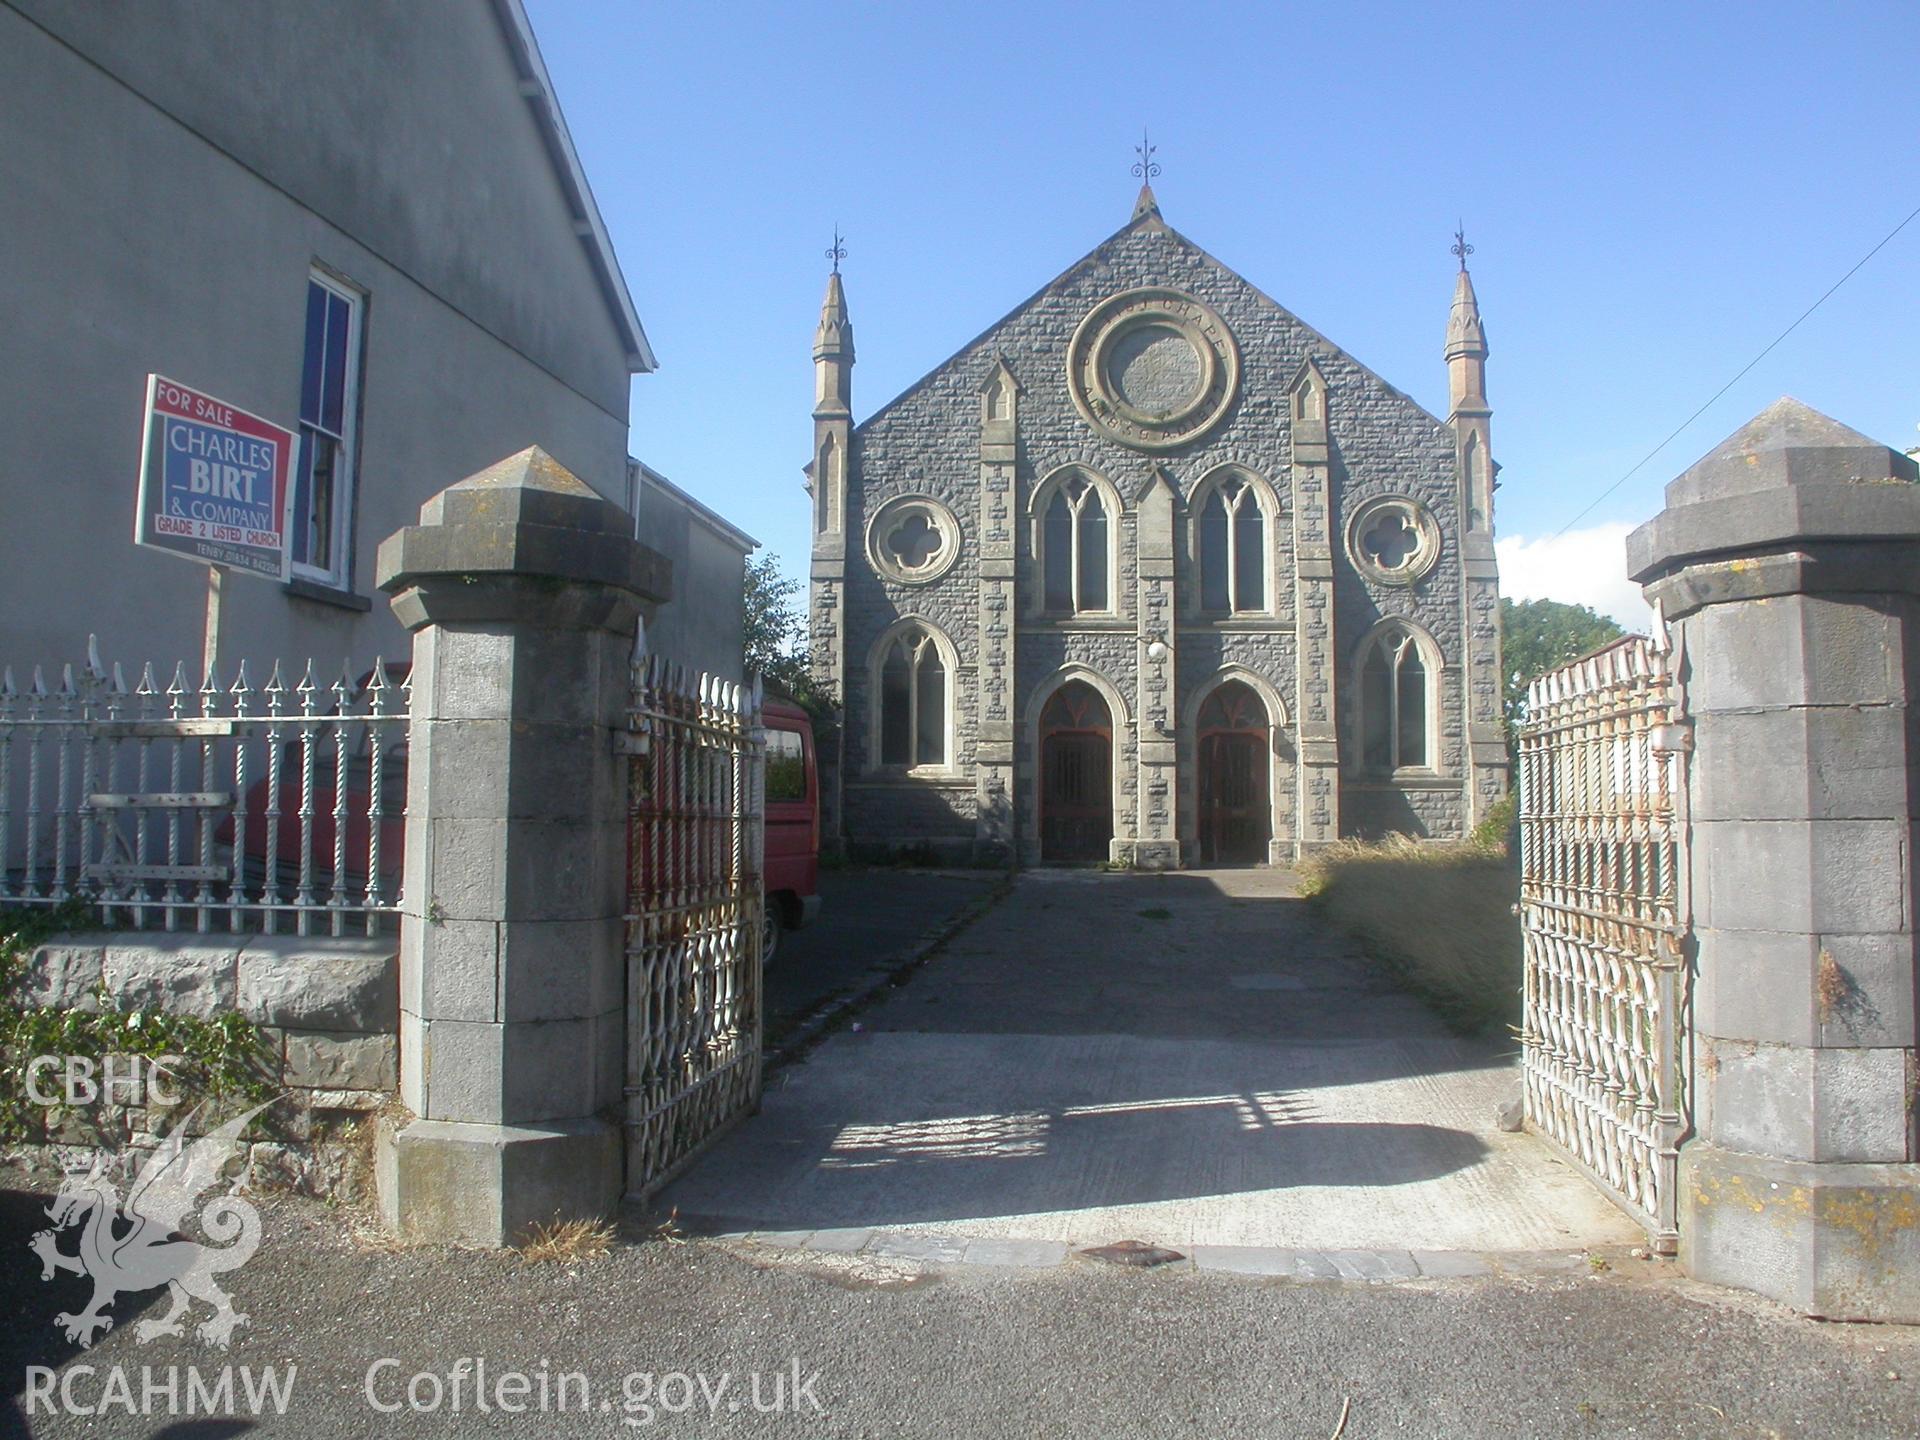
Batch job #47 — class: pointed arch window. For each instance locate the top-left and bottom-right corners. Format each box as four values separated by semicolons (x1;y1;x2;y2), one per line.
1039;475;1111;614
1359;625;1432;772
876;625;948;768
1199;477;1266;613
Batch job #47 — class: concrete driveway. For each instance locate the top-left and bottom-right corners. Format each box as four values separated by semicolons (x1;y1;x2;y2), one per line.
765;867;1003;1046
665;867;1636;1258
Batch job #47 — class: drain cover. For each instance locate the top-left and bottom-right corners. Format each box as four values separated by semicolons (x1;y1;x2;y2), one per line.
1077;1239;1186;1268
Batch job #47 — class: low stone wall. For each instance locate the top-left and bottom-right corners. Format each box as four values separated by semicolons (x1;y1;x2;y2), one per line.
1341;781;1467;842
10;930;399;1201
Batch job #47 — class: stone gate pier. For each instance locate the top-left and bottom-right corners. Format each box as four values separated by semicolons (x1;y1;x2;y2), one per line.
374;448;669;1245
1629;397;1920;1321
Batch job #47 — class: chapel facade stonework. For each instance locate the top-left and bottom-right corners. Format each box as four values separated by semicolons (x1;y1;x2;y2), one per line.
808;189;1507;866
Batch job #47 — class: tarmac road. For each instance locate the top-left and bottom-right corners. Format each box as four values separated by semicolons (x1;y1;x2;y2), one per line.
2;1186;1916;1439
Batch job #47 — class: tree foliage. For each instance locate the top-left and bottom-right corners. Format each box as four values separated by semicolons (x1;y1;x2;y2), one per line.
743;552;835;720
1500;596;1627;733
743;552;801;678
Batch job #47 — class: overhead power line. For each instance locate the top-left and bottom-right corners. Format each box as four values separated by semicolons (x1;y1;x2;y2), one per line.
1550;200;1920;541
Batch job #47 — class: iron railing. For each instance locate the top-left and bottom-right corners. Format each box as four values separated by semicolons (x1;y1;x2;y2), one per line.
623;646;765;1199
1517;629;1691;1252
0;638;408;936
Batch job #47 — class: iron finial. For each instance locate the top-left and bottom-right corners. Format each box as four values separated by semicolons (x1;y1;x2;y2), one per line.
1452;222;1474;271
826;226;847;275
1132;128;1161;186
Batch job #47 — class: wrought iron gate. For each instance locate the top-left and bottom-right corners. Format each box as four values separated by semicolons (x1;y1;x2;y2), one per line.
624;650;765;1200
1517;630;1691;1252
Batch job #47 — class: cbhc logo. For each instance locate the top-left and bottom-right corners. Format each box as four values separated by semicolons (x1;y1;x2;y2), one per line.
25;1055;184;1108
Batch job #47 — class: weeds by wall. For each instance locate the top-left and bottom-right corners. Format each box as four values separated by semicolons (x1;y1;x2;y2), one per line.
1;904;397;1199
1300;825;1522;1038
0;903;277;1146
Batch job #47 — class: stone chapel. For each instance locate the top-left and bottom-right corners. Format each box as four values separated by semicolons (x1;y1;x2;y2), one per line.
807;185;1507;866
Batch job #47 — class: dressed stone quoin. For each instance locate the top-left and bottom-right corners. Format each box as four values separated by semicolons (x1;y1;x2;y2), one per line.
808;186;1507;866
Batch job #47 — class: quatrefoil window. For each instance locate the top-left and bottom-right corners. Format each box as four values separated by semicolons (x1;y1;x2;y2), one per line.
886;513;942;569
866;495;961;585
1346;496;1439;587
1361;512;1418;571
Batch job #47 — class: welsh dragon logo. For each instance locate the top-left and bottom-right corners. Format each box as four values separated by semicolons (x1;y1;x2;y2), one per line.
29;1098;276;1348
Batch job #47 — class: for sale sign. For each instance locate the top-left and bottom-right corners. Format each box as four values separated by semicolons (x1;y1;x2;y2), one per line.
135;375;296;581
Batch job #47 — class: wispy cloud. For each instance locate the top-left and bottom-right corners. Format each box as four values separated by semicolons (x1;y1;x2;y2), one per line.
1496;523;1653;631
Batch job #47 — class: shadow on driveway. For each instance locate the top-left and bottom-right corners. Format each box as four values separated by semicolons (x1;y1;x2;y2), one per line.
667;868;1637;1252
765;868;1003;1045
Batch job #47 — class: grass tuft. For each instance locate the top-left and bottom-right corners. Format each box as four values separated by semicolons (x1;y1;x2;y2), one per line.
1300;833;1522;1037
518;1216;616;1265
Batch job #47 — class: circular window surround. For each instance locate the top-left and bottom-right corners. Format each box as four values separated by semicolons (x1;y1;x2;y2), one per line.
866;494;962;585
1067;287;1240;452
1346;495;1442;586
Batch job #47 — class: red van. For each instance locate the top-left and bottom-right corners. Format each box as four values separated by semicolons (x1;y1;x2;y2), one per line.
760;692;821;963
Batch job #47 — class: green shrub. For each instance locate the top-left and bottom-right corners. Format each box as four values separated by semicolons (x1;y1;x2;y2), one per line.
1469;791;1518;855
0;903;277;1144
1300;836;1521;1037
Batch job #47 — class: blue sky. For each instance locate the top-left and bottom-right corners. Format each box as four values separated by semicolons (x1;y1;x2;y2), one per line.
529;1;1918;627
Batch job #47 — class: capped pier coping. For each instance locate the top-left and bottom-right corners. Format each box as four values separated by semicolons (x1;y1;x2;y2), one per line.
376;447;671;630
1627;397;1920;601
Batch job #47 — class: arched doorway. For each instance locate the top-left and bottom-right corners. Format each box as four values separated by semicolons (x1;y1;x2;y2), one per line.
1039;681;1113;863
1197;680;1270;865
